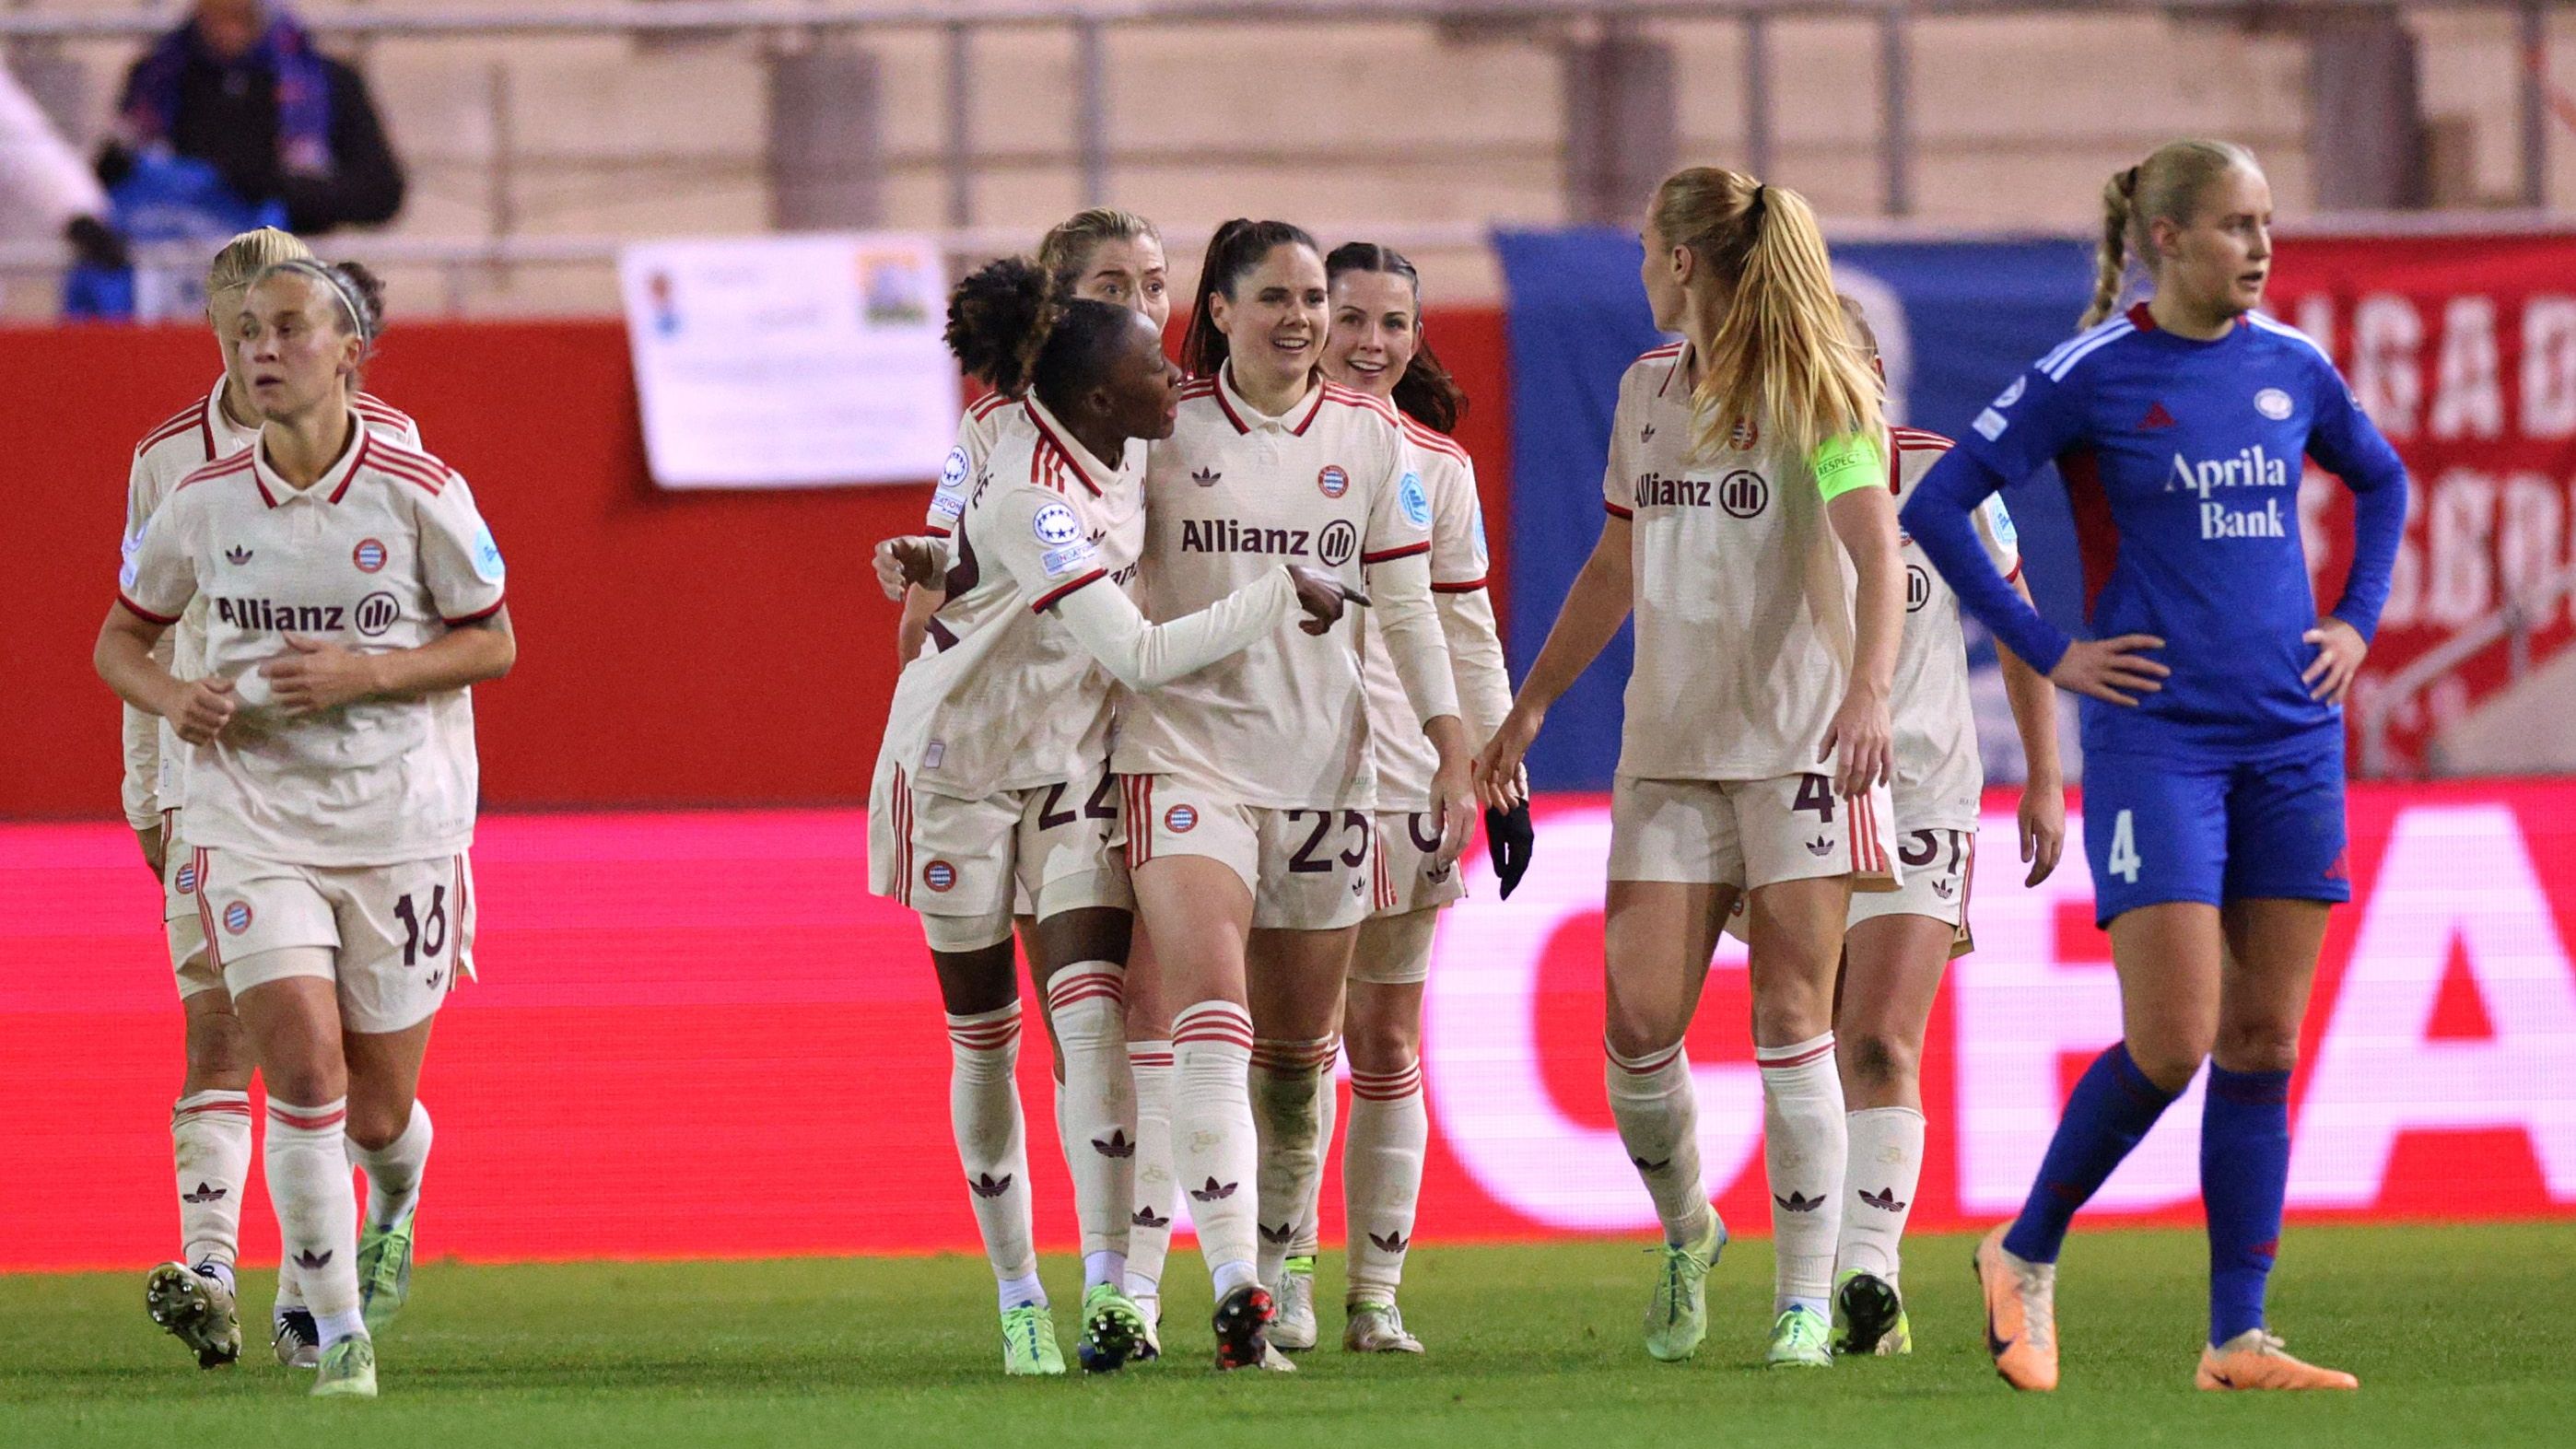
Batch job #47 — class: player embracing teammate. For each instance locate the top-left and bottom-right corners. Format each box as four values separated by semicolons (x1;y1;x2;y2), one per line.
1906;139;2404;1392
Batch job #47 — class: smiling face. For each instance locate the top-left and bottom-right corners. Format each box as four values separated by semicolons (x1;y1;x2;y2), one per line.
2150;164;2273;321
236;273;359;422
1205;241;1328;394
1322;268;1419;402
1069;234;1171;337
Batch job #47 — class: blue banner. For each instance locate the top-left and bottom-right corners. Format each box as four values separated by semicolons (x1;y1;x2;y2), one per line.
1494;228;2096;789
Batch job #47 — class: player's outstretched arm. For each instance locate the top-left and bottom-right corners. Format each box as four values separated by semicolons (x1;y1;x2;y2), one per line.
1048;564;1344;692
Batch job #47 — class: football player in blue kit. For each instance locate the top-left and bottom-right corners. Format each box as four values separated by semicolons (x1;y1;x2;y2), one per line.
1902;139;2406;1393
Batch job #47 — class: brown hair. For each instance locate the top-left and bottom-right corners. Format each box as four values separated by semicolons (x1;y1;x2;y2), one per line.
1324;240;1468;434
1648;167;1882;462
943;255;1141;414
249;258;387;366
1180;218;1319;381
2081;139;2263;328
1036;207;1162;294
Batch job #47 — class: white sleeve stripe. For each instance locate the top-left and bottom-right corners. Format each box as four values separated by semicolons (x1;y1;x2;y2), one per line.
2036;315;2134;375
2041;321;2135;381
2246;311;2335;364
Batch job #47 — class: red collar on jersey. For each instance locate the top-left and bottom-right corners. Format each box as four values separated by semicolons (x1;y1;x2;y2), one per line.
249;426;372;508
2125;301;2250;334
1212;362;1327;438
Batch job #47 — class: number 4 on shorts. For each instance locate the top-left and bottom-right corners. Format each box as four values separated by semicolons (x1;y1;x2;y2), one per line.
2107;808;2142;884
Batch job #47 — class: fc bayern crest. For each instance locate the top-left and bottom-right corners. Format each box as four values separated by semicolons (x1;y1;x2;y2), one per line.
921;860;957;893
1728;418;1761;450
352;538;388;573
174;861;199;895
1165;803;1199;834
222;901;253;935
1317;465;1350;499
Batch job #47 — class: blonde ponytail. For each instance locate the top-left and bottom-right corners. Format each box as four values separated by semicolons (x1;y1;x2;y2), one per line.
2080;139;2263;330
1652;167;1883;462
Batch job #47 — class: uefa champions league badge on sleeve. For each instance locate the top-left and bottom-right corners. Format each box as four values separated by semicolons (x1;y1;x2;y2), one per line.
1399;471;1432;528
931;446;970;521
1032;501;1083;547
472;522;507;583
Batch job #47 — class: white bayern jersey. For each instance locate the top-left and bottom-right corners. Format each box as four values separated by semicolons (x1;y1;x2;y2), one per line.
1362;418;1513;810
879;396;1147;800
1887;426;2020;830
1117;365;1458;809
119;427;505;867
120;381;420;828
1606;341;1858;781
922;389;1017;542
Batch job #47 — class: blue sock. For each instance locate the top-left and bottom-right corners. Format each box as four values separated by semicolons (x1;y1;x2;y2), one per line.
2001;1042;2180;1264
2202;1064;2291;1346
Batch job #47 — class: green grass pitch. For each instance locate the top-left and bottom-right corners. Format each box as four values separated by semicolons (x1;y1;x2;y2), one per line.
3;1223;2570;1447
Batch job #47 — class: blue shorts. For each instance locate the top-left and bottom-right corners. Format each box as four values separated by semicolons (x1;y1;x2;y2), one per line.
2079;745;2350;927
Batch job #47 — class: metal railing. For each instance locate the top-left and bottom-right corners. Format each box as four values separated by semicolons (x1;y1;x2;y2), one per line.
6;0;2564;227
2358;560;2576;777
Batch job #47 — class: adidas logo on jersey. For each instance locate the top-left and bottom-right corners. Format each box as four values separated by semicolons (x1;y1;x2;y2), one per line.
1191;467;1222;488
2138;402;2178;430
223;545;252;566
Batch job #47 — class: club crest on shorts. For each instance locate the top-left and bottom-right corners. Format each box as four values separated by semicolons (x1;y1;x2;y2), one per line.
1317;464;1350;499
1164;803;1199;834
921;859;957;893
222;901;253;934
351;537;388;573
174;860;199;894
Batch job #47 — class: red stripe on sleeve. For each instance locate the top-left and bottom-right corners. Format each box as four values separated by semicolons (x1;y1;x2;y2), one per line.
1431;577;1487;593
118;590;182;626
1604;501;1634;520
443;596;506;626
1030;570;1106;613
1359;542;1429;565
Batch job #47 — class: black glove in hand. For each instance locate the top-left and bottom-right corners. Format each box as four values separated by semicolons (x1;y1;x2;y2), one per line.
1484;801;1534;900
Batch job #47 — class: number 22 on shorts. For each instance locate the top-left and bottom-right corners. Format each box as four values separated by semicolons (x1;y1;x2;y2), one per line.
2107;808;2142;884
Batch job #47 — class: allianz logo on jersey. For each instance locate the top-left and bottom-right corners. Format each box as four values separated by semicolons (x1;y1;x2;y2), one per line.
213;592;403;637
2168;445;2292;540
1179;518;1360;568
1632;470;1766;519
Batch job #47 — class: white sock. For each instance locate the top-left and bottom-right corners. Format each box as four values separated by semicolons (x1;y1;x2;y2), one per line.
1344;1057;1426;1306
265;1099;362;1343
1758;1034;1846;1315
1250;1034;1336;1288
348;1100;432;1230
171;1089;252;1270
1838;1105;1926;1287
947;1002;1039;1295
1171;1001;1259;1293
1045;964;1136;1268
1605;1040;1713;1247
1296;1069;1338;1260
997;1270;1045;1312
1122;1040;1175;1302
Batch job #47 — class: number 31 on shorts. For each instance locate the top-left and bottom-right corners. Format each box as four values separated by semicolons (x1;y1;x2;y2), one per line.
2107;808;2142;884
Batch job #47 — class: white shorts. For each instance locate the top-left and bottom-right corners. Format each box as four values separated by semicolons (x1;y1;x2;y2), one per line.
1850;824;1978;957
1608;772;1902;894
1368;807;1466;919
194;847;473;1034
1123;775;1390;932
869;759;1132;928
162;811;220;1000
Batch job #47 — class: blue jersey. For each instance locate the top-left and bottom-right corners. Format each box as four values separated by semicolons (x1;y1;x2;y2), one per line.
1904;302;2406;763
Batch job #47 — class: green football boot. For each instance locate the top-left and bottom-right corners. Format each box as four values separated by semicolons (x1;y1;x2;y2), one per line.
357;1208;416;1335
1001;1303;1067;1375
1644;1214;1726;1362
1767;1304;1834;1369
310;1334;378;1398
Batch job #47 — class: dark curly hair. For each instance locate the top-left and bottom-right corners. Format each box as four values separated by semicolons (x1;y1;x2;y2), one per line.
944;256;1141;414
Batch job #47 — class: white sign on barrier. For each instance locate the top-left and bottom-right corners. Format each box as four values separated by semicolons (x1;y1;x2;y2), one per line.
618;234;959;489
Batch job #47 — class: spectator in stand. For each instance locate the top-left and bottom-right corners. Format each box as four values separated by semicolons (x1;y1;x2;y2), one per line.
101;0;404;236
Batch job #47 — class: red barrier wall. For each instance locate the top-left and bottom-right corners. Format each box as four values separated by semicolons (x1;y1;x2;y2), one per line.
1;312;1513;818
4;783;2570;1270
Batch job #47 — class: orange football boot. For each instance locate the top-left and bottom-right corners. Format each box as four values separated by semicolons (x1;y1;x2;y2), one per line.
2195;1329;2359;1391
1973;1223;2059;1391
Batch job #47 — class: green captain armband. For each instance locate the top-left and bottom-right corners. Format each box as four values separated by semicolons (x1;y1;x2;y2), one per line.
1810;432;1885;504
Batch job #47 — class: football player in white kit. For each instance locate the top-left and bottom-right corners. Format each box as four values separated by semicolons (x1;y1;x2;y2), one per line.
98;260;516;1399
1478;169;1908;1369
1246;240;1530;1356
120;228;427;1374
1116;219;1475;1372
870;257;1352;1376
1824;298;2065;1356
892;212;1195;1339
